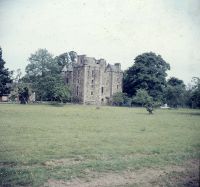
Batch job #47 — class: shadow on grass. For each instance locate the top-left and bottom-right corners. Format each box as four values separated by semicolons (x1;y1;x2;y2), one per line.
177;112;200;116
0;167;33;186
48;102;65;107
46;102;66;107
135;112;155;115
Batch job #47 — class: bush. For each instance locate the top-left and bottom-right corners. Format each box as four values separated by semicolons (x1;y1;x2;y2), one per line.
132;89;153;107
111;92;130;106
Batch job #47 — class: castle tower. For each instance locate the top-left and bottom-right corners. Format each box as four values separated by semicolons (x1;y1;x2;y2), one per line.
62;54;123;105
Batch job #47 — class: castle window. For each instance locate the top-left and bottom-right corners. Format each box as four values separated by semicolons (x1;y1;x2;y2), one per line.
117;85;119;89
91;80;94;84
76;86;79;96
92;70;95;77
101;87;104;94
91;91;93;95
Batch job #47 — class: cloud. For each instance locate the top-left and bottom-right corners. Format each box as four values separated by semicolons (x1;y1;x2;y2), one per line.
0;0;199;84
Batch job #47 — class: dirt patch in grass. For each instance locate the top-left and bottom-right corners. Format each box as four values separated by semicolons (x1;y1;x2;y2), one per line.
43;155;87;167
43;159;199;187
155;159;199;187
43;159;82;167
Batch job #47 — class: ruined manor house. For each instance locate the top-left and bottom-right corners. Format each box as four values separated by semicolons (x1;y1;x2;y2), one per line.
62;54;123;105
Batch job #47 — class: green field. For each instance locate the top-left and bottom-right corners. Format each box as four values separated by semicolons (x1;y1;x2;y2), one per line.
0;104;199;186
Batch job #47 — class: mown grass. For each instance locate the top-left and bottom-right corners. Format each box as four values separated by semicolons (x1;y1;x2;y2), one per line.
0;104;199;186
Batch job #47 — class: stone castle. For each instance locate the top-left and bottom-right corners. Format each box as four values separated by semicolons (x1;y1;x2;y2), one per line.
62;54;123;105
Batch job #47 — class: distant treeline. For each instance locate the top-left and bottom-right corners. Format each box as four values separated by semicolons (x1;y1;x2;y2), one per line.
0;47;199;108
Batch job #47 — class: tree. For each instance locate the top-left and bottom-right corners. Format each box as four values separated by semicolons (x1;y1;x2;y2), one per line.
146;103;154;114
132;89;153;106
54;52;72;69
0;47;12;96
34;75;71;101
9;69;23;102
167;77;184;87
69;51;77;62
25;49;59;77
189;77;200;108
123;52;170;102
23;49;71;102
54;51;77;70
111;92;128;106
53;84;71;103
165;77;186;108
14;69;22;83
18;86;29;104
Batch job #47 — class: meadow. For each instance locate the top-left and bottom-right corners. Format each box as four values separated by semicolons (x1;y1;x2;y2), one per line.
0;104;199;187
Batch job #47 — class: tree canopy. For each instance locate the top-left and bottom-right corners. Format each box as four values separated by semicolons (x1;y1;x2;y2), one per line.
165;77;186;107
132;89;153;106
25;49;59;77
123;52;170;102
0;47;12;96
23;49;71;102
189;77;200;108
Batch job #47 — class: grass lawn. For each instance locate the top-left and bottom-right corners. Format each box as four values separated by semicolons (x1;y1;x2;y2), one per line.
0;104;199;186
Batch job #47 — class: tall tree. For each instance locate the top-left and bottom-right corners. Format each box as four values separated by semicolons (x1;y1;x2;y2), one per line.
69;51;77;62
189;77;200;108
54;51;77;70
25;48;60;78
0;47;12;96
123;52;170;101
18;86;29;104
23;49;71;102
165;77;186;107
54;52;71;69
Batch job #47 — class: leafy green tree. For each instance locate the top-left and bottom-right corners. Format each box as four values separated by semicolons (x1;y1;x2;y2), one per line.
165;77;186;108
132;89;153;106
111;92;129;106
146;103;154;114
69;51;77;62
123;52;170;102
35;75;71;101
9;69;23;102
23;49;71;102
53;84;71;103
0;47;12;96
54;51;77;73
18;87;29;104
54;52;72;69
25;49;59;77
167;77;184;87
189;77;200;108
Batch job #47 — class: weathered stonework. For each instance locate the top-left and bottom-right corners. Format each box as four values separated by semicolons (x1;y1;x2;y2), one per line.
62;54;123;105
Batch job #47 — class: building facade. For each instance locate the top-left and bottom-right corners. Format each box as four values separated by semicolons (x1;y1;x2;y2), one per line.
62;54;123;105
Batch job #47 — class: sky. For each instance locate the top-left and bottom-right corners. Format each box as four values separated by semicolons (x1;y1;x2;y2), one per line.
0;0;200;84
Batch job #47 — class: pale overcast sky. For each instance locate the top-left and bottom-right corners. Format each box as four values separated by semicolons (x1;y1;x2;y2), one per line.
0;0;200;84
